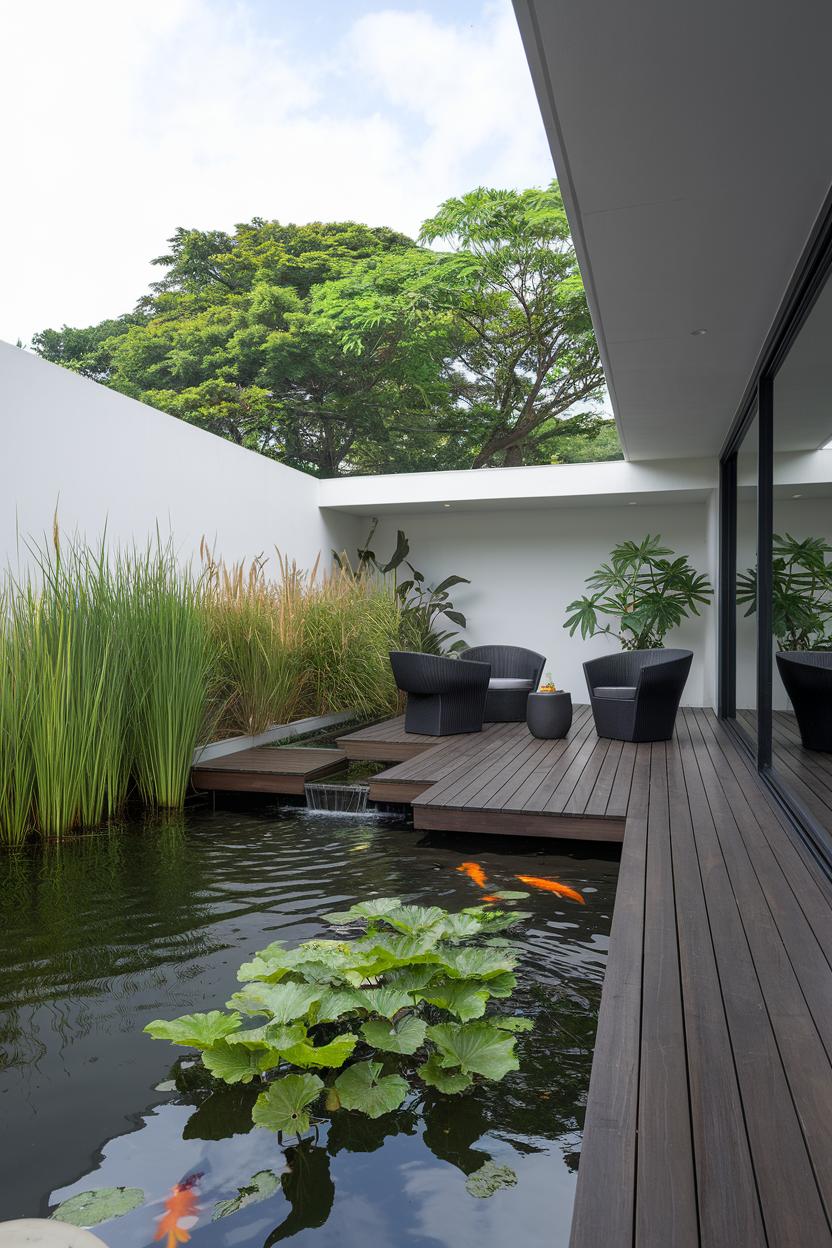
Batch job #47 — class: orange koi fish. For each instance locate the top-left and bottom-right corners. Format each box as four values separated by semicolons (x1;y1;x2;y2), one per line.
457;861;488;889
155;1177;200;1248
481;894;500;904
516;874;586;905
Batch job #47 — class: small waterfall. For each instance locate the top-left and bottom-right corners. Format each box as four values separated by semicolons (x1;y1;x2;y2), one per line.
304;781;371;814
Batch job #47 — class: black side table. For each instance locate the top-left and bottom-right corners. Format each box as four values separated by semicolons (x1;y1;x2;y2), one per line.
527;691;572;739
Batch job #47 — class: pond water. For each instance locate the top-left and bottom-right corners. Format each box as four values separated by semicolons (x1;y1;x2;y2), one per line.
0;806;619;1248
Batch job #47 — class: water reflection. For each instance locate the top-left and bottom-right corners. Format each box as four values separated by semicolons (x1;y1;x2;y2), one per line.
0;807;618;1245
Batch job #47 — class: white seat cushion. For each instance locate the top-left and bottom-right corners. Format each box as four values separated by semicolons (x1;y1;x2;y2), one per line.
488;677;533;691
593;685;638;700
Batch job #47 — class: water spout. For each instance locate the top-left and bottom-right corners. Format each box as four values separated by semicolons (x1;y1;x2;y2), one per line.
304;782;371;814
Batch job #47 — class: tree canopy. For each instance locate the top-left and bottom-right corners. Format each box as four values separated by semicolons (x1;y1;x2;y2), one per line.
32;184;620;476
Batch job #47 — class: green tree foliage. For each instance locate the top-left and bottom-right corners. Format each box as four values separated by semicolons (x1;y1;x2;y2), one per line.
32;187;620;474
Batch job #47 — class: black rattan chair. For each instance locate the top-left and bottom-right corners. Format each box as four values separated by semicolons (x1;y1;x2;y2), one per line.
460;645;546;722
776;651;832;751
583;648;692;742
389;651;491;736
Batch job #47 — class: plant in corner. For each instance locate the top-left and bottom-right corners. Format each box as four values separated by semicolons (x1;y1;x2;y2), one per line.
564;535;713;650
145;897;533;1136
737;533;832;650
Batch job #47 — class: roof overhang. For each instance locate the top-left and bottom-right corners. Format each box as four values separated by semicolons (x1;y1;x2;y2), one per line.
513;0;832;460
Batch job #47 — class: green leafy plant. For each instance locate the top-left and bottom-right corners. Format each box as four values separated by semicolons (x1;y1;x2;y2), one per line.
335;520;470;654
145;897;533;1136
564;535;713;650
737;533;832;650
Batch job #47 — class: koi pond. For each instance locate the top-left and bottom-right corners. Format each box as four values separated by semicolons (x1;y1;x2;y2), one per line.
0;807;618;1247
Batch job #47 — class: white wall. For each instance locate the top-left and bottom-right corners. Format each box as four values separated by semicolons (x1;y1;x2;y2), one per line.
0;342;360;575
371;499;715;707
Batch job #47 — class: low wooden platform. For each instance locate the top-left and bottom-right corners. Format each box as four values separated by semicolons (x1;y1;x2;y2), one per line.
191;746;346;795
571;707;832;1248
337;718;439;762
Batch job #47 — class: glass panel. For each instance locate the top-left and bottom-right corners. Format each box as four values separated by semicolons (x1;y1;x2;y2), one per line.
733;412;759;747
772;276;832;833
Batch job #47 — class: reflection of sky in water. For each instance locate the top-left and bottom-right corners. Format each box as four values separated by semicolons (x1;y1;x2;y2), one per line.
1;808;618;1245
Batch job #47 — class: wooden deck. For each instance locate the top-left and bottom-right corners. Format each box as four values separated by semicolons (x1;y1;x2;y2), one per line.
343;709;832;1245
349;707;632;841
739;708;832;829
191;746;346;795
571;707;832;1248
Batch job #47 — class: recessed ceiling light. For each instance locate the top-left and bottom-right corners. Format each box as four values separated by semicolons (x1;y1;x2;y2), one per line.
443;503;451;508
628;501;638;506
792;493;803;499
690;328;707;336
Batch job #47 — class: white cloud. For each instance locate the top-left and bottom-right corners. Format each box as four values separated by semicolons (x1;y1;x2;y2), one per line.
0;0;554;343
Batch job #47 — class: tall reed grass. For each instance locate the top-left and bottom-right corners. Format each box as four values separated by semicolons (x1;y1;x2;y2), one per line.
0;532;402;847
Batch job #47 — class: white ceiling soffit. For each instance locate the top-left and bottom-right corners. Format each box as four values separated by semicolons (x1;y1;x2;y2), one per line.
513;0;832;461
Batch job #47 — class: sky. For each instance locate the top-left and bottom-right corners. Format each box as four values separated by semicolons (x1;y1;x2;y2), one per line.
0;0;556;345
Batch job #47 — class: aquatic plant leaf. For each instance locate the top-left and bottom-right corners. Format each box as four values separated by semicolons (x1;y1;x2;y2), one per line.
423;978;490;1021
51;1187;145;1227
417;1054;472;1094
358;986;418;1019
226;1023;307;1050
252;1073;324;1135
203;1039;281;1083
440;947;516;981
435;912;483;939
334;1060;409;1118
227;981;324;1023
465;1160;518;1199
487;1015;534;1033
322;897;402;925
212;1169;280;1220
144;1010;242;1048
314;988;366;1022
239;940;357;985
427;1022;519;1080
492;890;530;901
352;930;441;971
483;971;517;998
280;1032;358;1069
384;964;442;993
361;1016;427;1055
265;1141;334;1243
385;904;446;934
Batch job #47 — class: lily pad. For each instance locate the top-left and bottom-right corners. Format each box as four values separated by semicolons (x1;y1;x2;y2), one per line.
488;1015;534;1033
212;1169;280;1220
51;1186;145;1227
427;1021;519;1080
202;1038;281;1083
358;986;418;1019
252;1072;324;1135
418;1054;473;1094
334;1060;409;1118
492;890;530;901
386;904;446;934
225;1022;306;1050
322;897;402;925
280;1032;358;1069
465;1160;518;1198
227;980;324;1023
423;978;490;1022
361;1016;427;1055
440;947;516;981
314;988;365;1022
144;1010;242;1048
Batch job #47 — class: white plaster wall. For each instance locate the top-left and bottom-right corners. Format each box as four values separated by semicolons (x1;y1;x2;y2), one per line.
0;342;360;575
371;499;716;707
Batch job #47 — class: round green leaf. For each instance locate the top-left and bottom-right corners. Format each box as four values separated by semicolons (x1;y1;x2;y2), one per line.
487;1015;534;1033
51;1187;144;1227
280;1032;358;1069
144;1010;241;1048
361;1016;427;1055
212;1170;280;1220
202;1039;281;1084
465;1160;518;1198
252;1073;324;1135
227;980;324;1023
334;1060;409;1118
423;978;490;1021
418;1054;472;1095
427;1022;519;1080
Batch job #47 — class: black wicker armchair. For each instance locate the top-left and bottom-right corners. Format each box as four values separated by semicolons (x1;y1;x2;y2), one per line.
389;651;491;736
776;651;832;751
583;648;693;742
460;645;546;722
